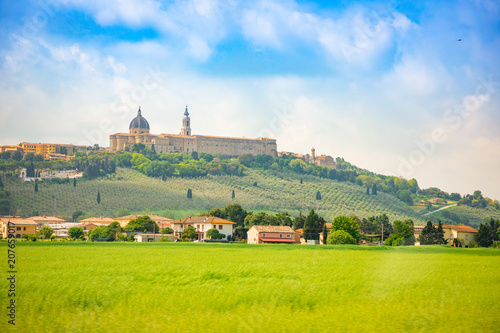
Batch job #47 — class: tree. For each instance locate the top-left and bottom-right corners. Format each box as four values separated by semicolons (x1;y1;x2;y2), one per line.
68;227;84;239
73;177;76;187
385;220;414;246
418;221;437;245
107;221;122;240
322;223;327;244
34;182;38;193
60;146;67;155
231;190;235;200
293;212;305;230
162;227;174;234
72;210;84;221
24;152;34;161
12;151;22;161
475;223;493;247
372;184;377;195
366;186;370;195
331;215;360;242
316;191;322;200
181;225;198;241
436;221;447;245
300;178;303;184
206;228;224;240
187;188;192;199
125;216;159;233
88;225;113;240
327;230;355;244
191;151;198;160
97;191;101;204
303;209;320;241
36;226;54;239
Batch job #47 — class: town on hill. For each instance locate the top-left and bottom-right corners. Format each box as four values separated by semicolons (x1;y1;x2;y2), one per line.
1;106;499;248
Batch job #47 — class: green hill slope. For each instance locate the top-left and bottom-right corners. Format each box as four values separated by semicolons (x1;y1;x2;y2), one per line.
5;167;426;223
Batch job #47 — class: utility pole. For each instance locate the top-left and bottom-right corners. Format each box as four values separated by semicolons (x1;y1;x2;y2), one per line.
381;223;384;245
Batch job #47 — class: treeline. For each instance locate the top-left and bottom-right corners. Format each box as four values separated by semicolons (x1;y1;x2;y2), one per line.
457;190;500;210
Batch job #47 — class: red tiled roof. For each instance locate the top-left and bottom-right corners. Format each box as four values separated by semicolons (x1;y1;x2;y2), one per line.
260;238;296;243
441;224;478;233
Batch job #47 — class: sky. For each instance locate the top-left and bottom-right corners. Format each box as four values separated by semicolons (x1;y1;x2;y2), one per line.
0;0;499;199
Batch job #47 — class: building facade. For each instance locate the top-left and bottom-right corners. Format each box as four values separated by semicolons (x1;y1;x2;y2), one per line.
441;224;478;248
0;217;37;239
247;225;300;244
171;216;235;240
109;107;278;157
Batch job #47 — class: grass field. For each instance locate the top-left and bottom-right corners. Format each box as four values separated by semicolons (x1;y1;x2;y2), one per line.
5;167;424;223
1;242;499;332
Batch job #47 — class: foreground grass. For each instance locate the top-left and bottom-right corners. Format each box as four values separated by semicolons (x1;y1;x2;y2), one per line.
1;243;499;332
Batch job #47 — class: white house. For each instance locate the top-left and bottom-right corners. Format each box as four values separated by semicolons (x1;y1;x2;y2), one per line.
171;216;235;240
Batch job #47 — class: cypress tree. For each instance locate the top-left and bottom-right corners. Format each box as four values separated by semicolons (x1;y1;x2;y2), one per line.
232;190;235;200
73;178;76;187
187;188;192;199
316;191;321;200
322;223;327;244
436;221;447;244
366;186;370;195
300;178;303;184
34;182;38;193
372;184;378;195
97;191;101;204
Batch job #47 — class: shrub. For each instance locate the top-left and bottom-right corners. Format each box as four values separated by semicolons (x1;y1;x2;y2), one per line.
158;236;171;242
326;230;355;245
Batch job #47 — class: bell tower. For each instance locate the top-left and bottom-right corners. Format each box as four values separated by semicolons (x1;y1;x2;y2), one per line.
180;105;191;136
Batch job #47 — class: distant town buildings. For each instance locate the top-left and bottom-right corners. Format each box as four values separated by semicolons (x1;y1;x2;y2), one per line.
279;147;337;169
0;142;87;161
109;106;278;157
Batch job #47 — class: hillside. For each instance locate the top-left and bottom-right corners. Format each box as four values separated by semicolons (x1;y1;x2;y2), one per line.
5;167;426;223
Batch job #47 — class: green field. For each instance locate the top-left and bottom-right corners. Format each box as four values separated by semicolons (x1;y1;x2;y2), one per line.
5;167;425;223
2;242;499;332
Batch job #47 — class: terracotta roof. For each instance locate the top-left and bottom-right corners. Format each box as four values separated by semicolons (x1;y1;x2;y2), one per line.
259;237;296;243
251;225;295;233
441;224;478;233
173;216;236;224
0;218;38;226
28;216;66;223
80;217;116;224
114;214;173;222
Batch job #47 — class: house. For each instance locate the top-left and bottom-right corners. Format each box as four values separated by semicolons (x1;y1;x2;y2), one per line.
441;224;478;247
171;216;235;240
134;233;177;242
0;217;38;239
114;214;173;228
27;216;66;226
247;225;300;244
77;222;103;233
413;225;424;245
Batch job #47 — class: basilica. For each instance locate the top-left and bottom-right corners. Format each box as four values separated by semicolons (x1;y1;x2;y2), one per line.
109;107;278;157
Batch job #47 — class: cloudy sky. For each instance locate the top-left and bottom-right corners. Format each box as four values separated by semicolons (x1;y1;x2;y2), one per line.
0;0;499;199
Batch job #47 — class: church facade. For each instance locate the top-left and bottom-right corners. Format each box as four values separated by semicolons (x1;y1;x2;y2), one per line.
109;107;278;157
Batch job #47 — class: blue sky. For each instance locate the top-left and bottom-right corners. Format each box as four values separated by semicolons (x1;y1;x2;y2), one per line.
0;0;499;199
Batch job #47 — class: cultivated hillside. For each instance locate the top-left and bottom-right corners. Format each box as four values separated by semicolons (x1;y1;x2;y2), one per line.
5;167;426;223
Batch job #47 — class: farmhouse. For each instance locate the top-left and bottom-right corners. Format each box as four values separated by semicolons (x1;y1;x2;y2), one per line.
171;216;235;240
441;224;478;247
247;225;300;244
0;216;37;238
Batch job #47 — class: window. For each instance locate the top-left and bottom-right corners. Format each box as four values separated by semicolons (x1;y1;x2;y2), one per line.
262;233;266;238
219;225;223;230
280;234;283;238
16;234;20;238
23;227;26;231
17;227;21;231
465;235;468;240
287;234;291;238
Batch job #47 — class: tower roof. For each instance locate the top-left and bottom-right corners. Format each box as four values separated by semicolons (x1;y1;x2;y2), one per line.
184;105;189;116
129;107;150;130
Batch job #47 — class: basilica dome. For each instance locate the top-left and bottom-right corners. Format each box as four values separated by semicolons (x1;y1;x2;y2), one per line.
129;107;150;130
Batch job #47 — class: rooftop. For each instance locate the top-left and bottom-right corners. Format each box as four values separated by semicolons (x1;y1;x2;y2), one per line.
251;225;295;233
441;224;478;233
173;216;236;224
